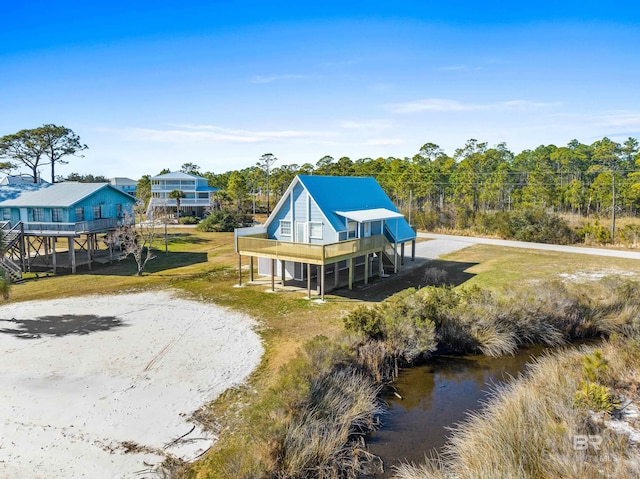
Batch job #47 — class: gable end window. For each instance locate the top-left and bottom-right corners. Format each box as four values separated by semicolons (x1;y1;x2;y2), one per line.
280;220;291;236
93;205;102;219
76;207;85;221
52;208;63;222
309;222;323;240
2;208;10;221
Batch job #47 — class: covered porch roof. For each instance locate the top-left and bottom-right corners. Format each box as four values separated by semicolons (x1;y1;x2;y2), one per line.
334;208;403;223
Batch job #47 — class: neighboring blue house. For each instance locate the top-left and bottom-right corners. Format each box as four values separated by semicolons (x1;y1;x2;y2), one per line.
235;175;416;299
0;182;136;277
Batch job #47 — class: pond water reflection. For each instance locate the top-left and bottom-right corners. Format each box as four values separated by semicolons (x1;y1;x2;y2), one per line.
366;346;549;477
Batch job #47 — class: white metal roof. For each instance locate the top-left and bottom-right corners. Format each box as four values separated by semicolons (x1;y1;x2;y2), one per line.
334;208;403;222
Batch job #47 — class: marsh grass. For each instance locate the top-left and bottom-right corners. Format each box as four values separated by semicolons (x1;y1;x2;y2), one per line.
393;339;640;479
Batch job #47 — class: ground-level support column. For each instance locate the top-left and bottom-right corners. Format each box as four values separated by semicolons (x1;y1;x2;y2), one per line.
19;223;26;273
334;262;339;289
411;239;416;261
378;250;383;278
348;258;354;290
320;264;325;301
307;263;312;299
281;260;286;286
238;254;242;286
394;243;398;273
52;237;57;273
87;235;92;271
68;237;76;274
249;257;254;282
401;242;405;266
44;238;49;265
364;253;369;285
271;259;276;291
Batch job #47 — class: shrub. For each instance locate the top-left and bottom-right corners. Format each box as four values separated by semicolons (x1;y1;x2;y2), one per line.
196;210;253;232
578;220;611;245
343;306;383;340
506;208;577;244
178;216;199;225
619;223;640;248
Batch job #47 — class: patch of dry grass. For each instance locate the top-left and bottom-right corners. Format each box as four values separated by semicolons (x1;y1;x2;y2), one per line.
393;338;640;479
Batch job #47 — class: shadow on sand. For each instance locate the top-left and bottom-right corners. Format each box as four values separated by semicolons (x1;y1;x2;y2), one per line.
0;314;127;339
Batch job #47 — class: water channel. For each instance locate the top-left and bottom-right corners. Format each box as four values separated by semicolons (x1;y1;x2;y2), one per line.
366;345;550;478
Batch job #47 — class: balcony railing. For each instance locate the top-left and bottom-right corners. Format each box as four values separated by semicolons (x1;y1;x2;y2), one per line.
22;218;125;235
148;198;212;207
236;234;387;265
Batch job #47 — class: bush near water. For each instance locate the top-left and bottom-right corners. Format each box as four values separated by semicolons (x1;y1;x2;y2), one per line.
191;277;640;479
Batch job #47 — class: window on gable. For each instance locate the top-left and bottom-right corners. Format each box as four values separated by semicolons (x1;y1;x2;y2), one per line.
2;208;10;221
93;205;102;219
52;208;63;222
280;220;291;236
116;204;122;217
76;207;85;221
309;222;323;240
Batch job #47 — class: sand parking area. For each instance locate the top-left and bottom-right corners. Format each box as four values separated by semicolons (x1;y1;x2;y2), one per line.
0;291;263;478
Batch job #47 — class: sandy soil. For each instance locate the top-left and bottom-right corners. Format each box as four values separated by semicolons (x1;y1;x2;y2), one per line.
0;291;263;479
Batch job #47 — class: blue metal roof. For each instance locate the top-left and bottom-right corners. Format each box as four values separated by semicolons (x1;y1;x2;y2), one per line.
297;175;416;243
0;183;137;208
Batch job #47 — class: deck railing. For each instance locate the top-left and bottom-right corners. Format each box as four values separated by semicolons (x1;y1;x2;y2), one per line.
22;218;124;235
236;234;387;265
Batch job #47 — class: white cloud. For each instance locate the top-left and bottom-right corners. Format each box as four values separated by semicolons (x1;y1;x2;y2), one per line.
366;138;404;146
438;65;469;71
388;98;562;114
338;119;393;130
597;111;640;129
112;124;334;144
249;74;311;84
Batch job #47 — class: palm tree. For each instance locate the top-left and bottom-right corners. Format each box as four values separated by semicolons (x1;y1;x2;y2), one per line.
168;189;186;219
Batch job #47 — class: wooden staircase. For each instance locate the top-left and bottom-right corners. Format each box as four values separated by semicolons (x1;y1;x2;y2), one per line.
1;222;24;283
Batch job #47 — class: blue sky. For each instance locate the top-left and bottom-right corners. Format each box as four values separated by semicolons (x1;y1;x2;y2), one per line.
1;1;639;179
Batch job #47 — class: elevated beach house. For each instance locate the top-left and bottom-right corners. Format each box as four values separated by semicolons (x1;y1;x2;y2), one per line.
146;171;219;219
0;182;136;280
235;175;416;300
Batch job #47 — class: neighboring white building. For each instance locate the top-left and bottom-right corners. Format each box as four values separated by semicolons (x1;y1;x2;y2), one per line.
146;171;219;218
109;177;137;197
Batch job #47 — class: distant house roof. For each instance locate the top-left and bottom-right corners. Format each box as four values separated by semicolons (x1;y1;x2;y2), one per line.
150;171;207;181
0;174;49;186
0;182;137;208
268;175;416;244
109;177;138;186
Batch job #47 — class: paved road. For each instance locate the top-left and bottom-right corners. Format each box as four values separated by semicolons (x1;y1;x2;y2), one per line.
417;232;640;260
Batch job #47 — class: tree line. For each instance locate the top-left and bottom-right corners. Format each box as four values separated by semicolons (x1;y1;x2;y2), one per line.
181;137;640;221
